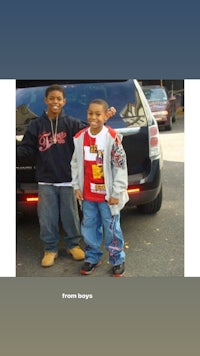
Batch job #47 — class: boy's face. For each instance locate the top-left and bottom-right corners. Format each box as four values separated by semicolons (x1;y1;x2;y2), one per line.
87;103;108;133
44;90;66;118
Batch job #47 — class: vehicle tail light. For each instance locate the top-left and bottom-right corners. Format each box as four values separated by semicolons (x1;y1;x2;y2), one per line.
18;194;39;202
127;187;140;194
26;196;39;202
149;125;160;157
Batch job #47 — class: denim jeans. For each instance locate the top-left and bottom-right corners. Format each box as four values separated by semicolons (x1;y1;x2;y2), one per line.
37;184;82;252
81;200;125;266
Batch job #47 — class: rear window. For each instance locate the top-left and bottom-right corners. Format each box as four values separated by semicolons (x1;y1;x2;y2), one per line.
16;80;147;132
142;87;168;102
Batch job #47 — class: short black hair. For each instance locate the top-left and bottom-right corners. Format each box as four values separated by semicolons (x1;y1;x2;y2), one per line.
45;84;66;98
88;99;109;112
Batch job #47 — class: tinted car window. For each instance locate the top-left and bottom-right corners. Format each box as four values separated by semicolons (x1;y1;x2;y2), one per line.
142;87;168;101
16;80;147;130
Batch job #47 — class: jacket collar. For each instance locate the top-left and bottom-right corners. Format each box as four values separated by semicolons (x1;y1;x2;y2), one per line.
42;109;65;120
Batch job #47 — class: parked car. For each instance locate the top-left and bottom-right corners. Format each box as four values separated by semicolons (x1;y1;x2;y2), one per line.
142;85;176;130
16;79;163;214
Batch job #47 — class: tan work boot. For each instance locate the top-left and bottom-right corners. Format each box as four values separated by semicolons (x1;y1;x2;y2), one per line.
41;252;58;267
66;246;85;260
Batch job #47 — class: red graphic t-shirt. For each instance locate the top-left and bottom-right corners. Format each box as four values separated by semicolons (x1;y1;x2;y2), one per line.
83;127;107;202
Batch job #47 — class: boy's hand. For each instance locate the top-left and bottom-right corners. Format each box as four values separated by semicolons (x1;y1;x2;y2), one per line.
108;196;119;205
75;189;83;201
107;106;116;118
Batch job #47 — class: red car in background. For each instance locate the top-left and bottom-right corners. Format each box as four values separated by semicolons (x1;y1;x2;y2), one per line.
142;85;176;130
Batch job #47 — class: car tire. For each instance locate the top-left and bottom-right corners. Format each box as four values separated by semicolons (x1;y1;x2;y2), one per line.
165;116;172;131
137;185;162;214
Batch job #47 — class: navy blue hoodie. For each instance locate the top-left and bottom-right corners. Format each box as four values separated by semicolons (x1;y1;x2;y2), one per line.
17;110;87;183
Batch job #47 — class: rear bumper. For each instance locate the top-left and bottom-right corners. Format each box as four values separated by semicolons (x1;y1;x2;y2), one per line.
17;183;38;214
127;186;161;206
127;158;162;206
16;158;162;211
17;200;38;215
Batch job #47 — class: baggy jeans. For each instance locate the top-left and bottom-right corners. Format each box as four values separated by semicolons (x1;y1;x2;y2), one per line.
37;184;82;252
81;200;125;266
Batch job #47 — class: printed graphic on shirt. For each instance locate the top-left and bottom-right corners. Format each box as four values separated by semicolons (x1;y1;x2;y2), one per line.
83;127;107;201
90;144;98;153
96;150;103;166
92;164;104;179
38;131;67;152
90;183;106;194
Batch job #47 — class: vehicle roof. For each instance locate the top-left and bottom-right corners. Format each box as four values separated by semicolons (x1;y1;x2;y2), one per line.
16;80;128;88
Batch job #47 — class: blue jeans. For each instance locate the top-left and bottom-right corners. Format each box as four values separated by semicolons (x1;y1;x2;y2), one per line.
81;200;125;266
37;185;82;252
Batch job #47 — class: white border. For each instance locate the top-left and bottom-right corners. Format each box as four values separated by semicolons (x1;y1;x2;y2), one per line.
0;80;16;277
184;79;200;277
1;79;199;277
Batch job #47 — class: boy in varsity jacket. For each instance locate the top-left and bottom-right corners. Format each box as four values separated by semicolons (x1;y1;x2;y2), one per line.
71;99;129;276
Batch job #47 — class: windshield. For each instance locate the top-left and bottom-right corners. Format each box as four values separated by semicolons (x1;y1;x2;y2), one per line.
142;87;168;102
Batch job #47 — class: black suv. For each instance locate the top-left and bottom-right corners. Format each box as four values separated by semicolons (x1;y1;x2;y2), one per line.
16;79;163;214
